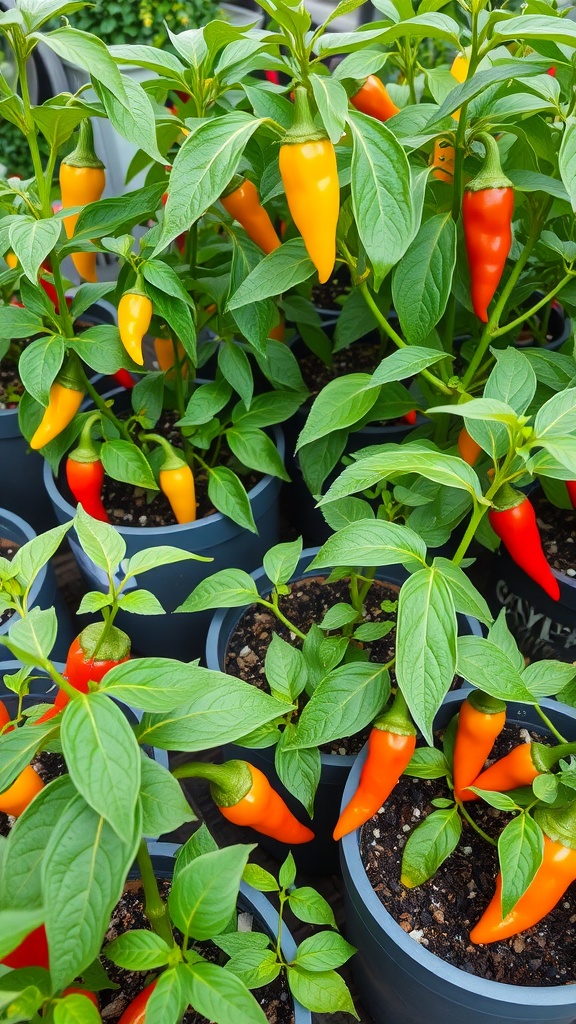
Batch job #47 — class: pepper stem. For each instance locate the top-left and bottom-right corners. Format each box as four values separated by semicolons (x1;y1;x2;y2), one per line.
284;86;327;145
466;132;512;193
467;690;507;715
535;799;576;851
63;118;104;170
69;412;102;464
136;839;174;947
373;688;416;736
140;433;187;471
532;741;576;773
490;482;526;512
56;352;85;393
172;759;253;806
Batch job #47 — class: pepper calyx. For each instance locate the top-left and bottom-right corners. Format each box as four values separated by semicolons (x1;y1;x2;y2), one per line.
78;622;131;663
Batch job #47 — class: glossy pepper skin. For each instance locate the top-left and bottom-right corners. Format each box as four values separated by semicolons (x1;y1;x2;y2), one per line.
1;925;49;970
30;361;84;450
470;834;576;944
5;250;18;270
471;740;576;798
118;281;152;366
463;134;514;322
0;764;44;817
452;691;506;802
60;119;105;283
145;435;197;524
221;177;281;254
279;87;339;285
566;481;576;509
217;762;314;844
350;75;399;122
333;691;416;841
457;426;482;466
489;492;560;602
117;980;157;1023
65;414;108;522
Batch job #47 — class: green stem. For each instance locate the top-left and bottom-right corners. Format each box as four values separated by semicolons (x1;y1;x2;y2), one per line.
136;840;174;947
359;282;453;396
171;336;187;420
535;704;567;744
52;260;75;338
491;275;572;339
39;659;80;701
459;800;497;846
16;40;51;218
451;501;487;566
80;370;133;442
276;891;288;965
461;201;550;390
262;592;307;641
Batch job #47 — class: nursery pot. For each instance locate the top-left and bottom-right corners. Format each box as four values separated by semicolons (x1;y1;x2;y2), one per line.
206;551;481;875
0;509;73;663
42;392;285;661
340;690;576;1024
126;842;311;1024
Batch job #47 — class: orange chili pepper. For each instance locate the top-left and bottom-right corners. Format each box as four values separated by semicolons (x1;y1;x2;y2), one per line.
457;426;482;465
350;75;399;121
221;176;281;254
452;691;506;802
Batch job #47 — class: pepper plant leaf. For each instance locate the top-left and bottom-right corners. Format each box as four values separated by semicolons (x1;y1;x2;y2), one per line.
499;814;544;919
401;806;462;887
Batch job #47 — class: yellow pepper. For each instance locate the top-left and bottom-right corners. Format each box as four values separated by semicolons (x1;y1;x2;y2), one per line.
118;279;152;366
30;360;84;450
60;119;105;283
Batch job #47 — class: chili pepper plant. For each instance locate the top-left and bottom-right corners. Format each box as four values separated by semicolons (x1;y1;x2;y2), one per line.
0;509;357;1019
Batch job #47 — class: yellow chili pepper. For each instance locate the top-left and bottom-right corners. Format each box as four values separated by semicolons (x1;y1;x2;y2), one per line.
59;119;105;283
220;176;281;255
118;278;152;367
30;360;84;450
279;87;339;284
450;51;470;122
6;251;18;270
144;435;196;524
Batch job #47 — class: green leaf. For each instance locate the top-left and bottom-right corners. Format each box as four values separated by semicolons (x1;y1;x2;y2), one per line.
224;948;281;989
180;960;267;1024
117;590;165;615
297;374;378;448
288;887;336;927
101;439;158;491
54;992;102;1023
367;345;450;388
432;557;493;627
208;466;257;533
228;239;315;308
310;74;348;145
293;932;356;971
0;909;45;959
75;183;166;239
275;730;320;817
308;519;427;574
38;27;127;95
396;567;457;745
346;110;413;288
0;304;44;340
98;659;234;713
486;348;537;416
139;967;186;1024
404;746;449;779
12;522;71;593
9;217;61;284
169;845;253;940
392;214;456;344
262;538;302;588
176;568;259;613
456;636;536;702
1;607;58;667
523;660;576;699
226;426;289;480
139;754;195;836
499;814;544;919
126;546;211;577
401;806;462;887
287;966;358;1017
74;504;126;578
265;633;307;703
105;929;173;970
289;663;390;749
61;693;141;840
534;387;576;439
242;863;279;892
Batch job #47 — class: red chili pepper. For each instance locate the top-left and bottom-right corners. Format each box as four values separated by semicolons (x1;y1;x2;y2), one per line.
265;70;280;85
489;488;560;601
400;410;417;426
471;803;576;943
471;740;576;798
56;624;131;710
65;413;108;522
463;133;514;322
117;980;157;1023
546;66;556;76
113;369;135;389
566;481;576;509
0;925;49;970
174;760;314;844
452;691;506;802
333;690;416;840
0;699;13;733
350;75;399;121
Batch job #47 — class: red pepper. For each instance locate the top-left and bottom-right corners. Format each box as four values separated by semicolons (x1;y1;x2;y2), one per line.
489;487;560;601
56;623;131;709
1;925;49;970
113;369;135;389
463;134;514;322
401;410;417;426
333;691;416;840
452;691;506;802
546;66;556;76
117;980;157;1023
65;413;108;522
566;481;576;509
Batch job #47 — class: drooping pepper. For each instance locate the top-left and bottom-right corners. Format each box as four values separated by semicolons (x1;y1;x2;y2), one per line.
470;739;576;799
144;434;196;524
65;413;108;522
333;690;416;841
0;764;44;817
118;276;152;366
452;691;506;802
566;481;576;509
29;359;84;450
463;133;514;323
117;980;157;1023
220;176;281;254
489;486;560;602
457;426;482;466
470;802;576;943
0;925;49;970
350;75;399;122
60;118;105;283
431;137;455;183
279;86;339;284
173;760;314;844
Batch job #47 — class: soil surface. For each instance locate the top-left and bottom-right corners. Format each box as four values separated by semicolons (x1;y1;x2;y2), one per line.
533;491;576;578
360;721;576;987
310;270;351;312
0;356;23;409
298;339;386;399
100;878;293;1024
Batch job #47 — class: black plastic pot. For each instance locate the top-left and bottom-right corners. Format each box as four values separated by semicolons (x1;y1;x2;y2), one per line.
0;508;74;663
205;551;481;875
131;842;311;1024
43;391;285;662
340;690;576;1024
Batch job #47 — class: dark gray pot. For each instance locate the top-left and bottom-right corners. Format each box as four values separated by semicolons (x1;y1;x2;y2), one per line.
134;842;311;1023
340;690;576;1024
43;421;285;662
206;552;481;875
0;509;74;663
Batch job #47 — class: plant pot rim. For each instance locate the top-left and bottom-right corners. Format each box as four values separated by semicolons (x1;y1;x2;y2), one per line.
0;508;47;639
42;417;285;538
340;689;576;1007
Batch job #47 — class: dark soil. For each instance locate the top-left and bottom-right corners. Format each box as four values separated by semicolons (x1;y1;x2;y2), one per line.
360;720;576;987
0;750;65;837
298;339;385;399
0;356;23;409
310;269;351;312
0;536;19;627
533;492;576;578
225;575;401;756
100;878;294;1024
